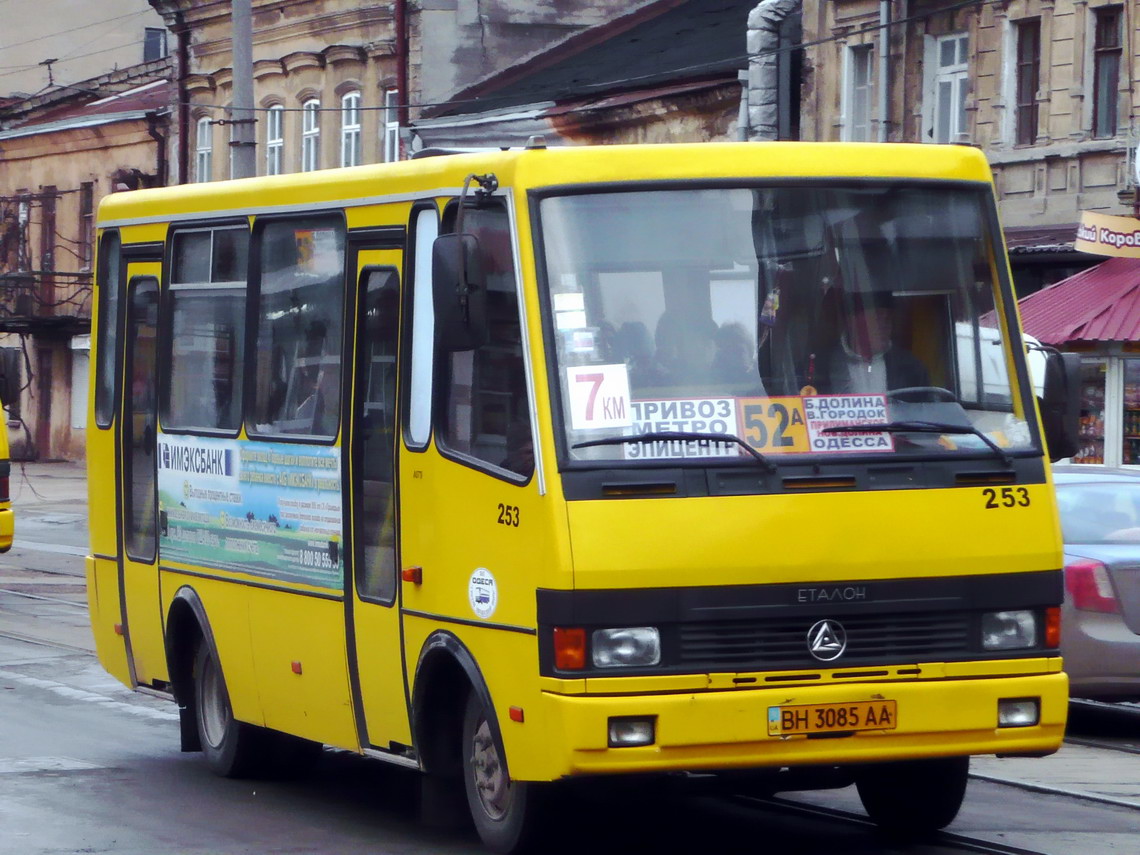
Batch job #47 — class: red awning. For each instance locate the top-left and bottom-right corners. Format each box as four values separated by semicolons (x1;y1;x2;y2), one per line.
1018;257;1140;345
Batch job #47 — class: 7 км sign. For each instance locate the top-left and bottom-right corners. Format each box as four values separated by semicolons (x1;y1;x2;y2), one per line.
565;364;633;431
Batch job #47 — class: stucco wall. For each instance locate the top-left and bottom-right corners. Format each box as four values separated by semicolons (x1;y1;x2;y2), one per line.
800;0;1139;231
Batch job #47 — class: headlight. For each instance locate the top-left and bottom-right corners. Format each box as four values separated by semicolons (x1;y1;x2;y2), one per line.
591;627;661;668
982;610;1038;650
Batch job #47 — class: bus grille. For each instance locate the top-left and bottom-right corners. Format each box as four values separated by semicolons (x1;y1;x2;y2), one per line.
677;612;973;668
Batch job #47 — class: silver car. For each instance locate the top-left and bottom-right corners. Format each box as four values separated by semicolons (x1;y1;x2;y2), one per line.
1053;465;1140;700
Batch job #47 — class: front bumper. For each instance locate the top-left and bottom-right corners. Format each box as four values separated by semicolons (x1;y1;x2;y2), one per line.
529;668;1067;780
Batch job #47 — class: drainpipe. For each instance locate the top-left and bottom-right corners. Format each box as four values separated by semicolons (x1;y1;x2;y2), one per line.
173;8;191;184
738;70;750;141
878;0;890;141
396;0;408;126
146;111;168;187
746;0;799;141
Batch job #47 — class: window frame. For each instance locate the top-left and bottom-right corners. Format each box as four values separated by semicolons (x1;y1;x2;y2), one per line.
432;196;535;484
383;89;400;163
195;117;213;183
123;274;160;564
842;43;874;142
78;182;95;271
160;221;250;436
245;212;348;444
143;27;167;63
265;105;284;176
1015;19;1041;146
925;32;970;144
301;99;321;172
340;92;362;168
403;201;439;451
352;264;402;606
1091;6;1122;139
94;229;123;428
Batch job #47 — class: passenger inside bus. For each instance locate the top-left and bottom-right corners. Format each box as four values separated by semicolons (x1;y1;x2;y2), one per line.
810;290;928;395
653;310;717;387
712;321;765;395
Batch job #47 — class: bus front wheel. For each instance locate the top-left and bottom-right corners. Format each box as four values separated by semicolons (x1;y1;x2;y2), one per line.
855;756;969;836
461;691;544;853
193;641;266;778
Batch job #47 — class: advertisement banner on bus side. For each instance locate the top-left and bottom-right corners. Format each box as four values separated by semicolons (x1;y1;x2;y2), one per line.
156;434;343;589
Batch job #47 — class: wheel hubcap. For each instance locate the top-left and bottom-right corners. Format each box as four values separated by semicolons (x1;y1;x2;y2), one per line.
198;652;230;748
470;717;511;820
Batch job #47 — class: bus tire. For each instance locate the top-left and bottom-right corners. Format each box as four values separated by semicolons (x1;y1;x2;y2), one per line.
461;691;543;853
193;640;266;778
854;755;969;836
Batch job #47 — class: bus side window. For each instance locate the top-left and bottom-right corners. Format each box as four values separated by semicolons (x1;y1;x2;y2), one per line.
163;225;248;432
436;201;533;479
356;267;400;603
94;230;122;428
251;217;346;438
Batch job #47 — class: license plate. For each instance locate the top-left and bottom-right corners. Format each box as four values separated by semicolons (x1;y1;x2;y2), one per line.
767;700;898;736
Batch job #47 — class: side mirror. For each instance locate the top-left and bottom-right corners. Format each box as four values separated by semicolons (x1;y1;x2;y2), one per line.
1039;351;1081;462
432;233;487;351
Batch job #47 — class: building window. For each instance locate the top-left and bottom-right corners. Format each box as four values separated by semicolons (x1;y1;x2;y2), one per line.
843;44;874;142
143;27;167;63
1015;20;1040;145
928;33;969;143
78;182;94;271
341;92;362;168
383;89;400;163
301;99;321;172
195;117;213;183
1092;7;1121;139
266;105;284;176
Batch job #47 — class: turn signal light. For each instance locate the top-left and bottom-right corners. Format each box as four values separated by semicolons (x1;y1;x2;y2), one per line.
401;566;423;584
553;627;586;670
1044;606;1061;649
1065;559;1119;613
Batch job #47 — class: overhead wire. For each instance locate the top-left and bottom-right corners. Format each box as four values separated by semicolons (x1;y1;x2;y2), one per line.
0;8;153;53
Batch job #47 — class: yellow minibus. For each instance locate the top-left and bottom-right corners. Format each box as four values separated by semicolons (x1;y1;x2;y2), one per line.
0;368;13;552
88;141;1079;852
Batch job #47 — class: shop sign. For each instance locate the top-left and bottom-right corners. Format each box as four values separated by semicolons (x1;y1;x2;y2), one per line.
1075;210;1140;258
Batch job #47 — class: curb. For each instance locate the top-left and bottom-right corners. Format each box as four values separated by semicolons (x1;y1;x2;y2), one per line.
970;772;1140;811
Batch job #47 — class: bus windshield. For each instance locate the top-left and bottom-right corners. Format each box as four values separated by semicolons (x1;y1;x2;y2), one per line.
539;184;1035;465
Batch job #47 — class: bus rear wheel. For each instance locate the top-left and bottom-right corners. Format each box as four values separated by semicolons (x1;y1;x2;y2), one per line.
461;691;543;853
193;641;268;778
855;756;969;836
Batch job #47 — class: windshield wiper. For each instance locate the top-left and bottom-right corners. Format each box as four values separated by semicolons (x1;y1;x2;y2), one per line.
573;430;775;472
822;420;1012;466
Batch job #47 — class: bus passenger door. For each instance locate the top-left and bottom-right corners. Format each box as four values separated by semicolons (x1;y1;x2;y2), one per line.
118;271;164;685
347;249;412;749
